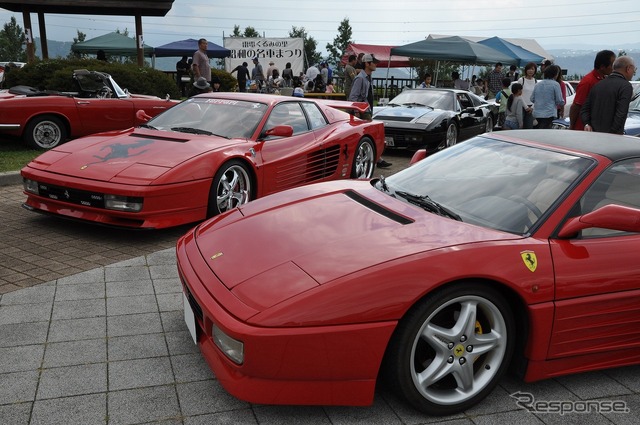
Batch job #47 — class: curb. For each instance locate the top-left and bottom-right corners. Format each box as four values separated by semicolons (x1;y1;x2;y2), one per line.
0;171;21;187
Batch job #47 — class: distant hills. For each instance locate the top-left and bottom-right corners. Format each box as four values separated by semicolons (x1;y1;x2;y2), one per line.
33;38;640;80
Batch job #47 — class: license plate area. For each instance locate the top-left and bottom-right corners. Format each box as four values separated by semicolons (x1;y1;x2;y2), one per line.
183;292;198;344
385;136;395;146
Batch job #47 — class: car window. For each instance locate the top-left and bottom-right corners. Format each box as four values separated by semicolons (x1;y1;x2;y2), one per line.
457;93;473;109
385;137;593;235
576;158;640;237
265;102;309;135
301;102;328;130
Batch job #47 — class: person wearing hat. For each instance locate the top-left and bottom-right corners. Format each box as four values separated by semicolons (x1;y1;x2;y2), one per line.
266;60;278;83
251;57;265;90
348;53;392;168
190;77;211;97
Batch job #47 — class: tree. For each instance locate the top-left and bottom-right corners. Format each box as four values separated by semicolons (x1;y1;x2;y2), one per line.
325;18;353;67
68;30;87;59
0;16;27;61
230;25;261;38
289;26;321;68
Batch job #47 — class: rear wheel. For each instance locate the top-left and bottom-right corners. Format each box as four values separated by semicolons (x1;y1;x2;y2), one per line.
383;283;514;415
24;115;67;149
207;160;253;217
351;137;376;179
445;123;458;148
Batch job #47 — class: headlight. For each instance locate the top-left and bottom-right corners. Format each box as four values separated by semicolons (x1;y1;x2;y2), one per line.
104;194;143;212
213;324;244;364
416;115;437;125
23;178;39;195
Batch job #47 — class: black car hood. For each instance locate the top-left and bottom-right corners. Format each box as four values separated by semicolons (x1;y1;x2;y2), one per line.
373;105;439;122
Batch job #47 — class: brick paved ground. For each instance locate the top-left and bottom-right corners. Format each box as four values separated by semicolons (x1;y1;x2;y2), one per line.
0;185;192;294
0;150;413;295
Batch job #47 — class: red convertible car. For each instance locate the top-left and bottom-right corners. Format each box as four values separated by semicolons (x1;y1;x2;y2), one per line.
177;130;640;415
0;69;177;149
21;92;385;229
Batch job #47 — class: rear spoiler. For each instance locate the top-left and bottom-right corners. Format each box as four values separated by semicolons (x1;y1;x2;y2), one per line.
314;99;371;121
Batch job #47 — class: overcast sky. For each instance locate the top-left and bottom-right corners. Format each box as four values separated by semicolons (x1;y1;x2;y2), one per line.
1;0;639;53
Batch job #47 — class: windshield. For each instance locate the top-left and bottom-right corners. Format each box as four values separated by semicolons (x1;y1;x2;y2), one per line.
388;90;455;110
148;98;268;139
382;137;593;234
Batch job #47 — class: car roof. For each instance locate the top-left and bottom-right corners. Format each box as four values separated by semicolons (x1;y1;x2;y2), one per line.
488;130;640;161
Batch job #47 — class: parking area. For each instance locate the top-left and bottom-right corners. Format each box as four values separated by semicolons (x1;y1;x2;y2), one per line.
2;150;640;424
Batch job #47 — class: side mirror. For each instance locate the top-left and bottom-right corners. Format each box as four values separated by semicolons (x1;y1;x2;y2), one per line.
558;204;640;238
409;149;428;166
135;109;152;124
263;125;293;138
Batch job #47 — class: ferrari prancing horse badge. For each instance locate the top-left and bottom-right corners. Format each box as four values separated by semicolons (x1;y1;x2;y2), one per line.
520;251;537;272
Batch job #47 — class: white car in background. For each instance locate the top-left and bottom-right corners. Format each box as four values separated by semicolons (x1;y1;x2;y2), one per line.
0;61;26;85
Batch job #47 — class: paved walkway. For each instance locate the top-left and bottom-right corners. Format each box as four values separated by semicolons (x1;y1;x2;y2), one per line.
2;155;640;424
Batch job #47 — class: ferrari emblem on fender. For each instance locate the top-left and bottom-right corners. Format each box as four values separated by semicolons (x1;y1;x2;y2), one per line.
210;252;223;260
520;251;537;272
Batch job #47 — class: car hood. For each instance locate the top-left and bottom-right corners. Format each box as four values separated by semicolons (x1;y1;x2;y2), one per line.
373;105;438;122
625;111;640;136
193;183;520;309
26;129;242;183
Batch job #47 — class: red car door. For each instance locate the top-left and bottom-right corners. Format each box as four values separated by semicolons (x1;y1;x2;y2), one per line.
258;102;323;195
548;159;640;359
74;98;135;136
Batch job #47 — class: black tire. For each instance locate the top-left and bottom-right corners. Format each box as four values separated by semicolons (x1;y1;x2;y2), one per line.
445;123;458;148
351;137;376;179
24;115;68;149
485;116;494;133
383;283;515;415
207;160;253;217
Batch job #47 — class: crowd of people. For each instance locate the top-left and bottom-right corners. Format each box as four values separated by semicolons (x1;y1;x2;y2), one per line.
179;38;636;137
442;51;636;134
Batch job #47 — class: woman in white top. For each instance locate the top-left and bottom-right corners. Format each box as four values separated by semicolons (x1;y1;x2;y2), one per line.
515;62;537;129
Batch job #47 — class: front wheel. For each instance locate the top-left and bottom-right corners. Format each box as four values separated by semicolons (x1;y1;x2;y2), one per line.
383;283;514;415
445;123;458;148
351;137;376;179
24;115;68;149
207;160;253;217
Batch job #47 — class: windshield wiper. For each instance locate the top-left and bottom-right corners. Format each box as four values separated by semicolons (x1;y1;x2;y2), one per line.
138;124;157;130
402;102;428;107
394;190;462;221
170;127;214;135
387;102;401;107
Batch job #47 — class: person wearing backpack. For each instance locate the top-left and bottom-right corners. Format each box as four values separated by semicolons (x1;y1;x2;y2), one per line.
495;77;512;129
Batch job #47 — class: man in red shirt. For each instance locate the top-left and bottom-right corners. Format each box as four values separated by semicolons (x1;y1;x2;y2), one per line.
569;50;615;130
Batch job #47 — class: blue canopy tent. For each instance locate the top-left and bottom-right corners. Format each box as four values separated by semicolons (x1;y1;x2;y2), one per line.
477;37;545;67
153;38;231;58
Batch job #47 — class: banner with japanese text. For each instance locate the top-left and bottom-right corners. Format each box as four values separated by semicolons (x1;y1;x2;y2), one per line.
223;37;305;77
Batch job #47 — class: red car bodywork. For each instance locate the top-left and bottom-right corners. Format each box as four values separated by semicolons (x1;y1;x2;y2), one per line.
0;71;176;148
176;130;640;408
21;93;385;229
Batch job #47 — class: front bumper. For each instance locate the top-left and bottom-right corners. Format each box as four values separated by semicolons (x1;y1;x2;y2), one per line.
176;229;396;406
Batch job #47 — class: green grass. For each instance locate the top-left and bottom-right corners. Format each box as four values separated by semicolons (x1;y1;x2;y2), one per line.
0;139;41;173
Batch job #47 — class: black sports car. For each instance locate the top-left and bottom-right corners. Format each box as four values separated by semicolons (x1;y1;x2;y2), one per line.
373;88;497;152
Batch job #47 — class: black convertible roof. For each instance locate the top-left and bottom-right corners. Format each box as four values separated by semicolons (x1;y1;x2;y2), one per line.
490;130;640;162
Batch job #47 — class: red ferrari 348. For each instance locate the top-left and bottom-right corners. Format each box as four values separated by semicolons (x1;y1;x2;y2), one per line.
177;130;640;415
21;92;385;228
0;69;177;149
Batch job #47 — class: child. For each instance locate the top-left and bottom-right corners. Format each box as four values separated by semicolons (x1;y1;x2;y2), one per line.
495;77;512;129
504;83;525;130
